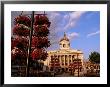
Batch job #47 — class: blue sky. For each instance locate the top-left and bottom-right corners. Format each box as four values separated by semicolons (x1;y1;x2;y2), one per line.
46;11;100;60
12;11;100;60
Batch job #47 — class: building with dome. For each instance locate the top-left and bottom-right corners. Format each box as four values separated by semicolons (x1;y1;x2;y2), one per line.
44;33;84;73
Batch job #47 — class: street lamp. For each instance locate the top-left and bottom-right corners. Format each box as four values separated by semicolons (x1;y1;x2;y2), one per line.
26;11;47;77
26;11;34;77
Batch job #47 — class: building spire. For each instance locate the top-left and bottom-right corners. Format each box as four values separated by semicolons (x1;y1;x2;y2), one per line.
60;32;69;42
64;32;66;37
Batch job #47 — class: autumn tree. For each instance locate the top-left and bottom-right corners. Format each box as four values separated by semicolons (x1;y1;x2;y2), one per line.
11;11;51;76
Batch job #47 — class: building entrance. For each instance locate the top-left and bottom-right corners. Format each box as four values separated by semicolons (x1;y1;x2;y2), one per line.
62;68;65;72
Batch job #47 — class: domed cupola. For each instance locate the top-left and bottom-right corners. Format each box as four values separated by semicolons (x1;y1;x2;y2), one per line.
59;32;70;50
60;32;69;42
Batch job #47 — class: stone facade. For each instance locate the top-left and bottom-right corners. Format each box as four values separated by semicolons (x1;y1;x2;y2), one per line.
44;33;84;72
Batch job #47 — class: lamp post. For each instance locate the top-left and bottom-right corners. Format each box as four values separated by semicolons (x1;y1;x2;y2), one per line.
26;11;34;77
26;11;48;77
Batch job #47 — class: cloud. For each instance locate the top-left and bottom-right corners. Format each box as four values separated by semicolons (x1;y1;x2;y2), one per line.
47;11;87;34
64;14;69;19
70;11;86;19
64;11;86;30
87;30;100;37
68;32;79;40
46;11;86;47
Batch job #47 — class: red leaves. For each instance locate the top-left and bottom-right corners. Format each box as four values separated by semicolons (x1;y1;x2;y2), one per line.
32;36;50;48
69;63;74;68
69;61;82;69
12;14;51;62
50;57;60;68
13;24;30;36
14;15;31;27
31;48;48;61
34;25;49;37
34;15;51;27
11;36;29;49
11;47;27;60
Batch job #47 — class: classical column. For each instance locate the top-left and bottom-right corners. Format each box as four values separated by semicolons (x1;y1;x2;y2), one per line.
71;55;72;63
74;54;77;59
77;53;79;77
49;55;52;70
60;55;62;66
81;54;83;66
64;55;65;66
69;55;71;63
68;55;69;66
61;55;63;66
65;55;66;66
47;54;50;66
67;55;68;65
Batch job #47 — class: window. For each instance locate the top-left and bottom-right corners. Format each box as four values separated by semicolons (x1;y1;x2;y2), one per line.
72;55;74;58
69;55;71;58
51;56;53;58
69;69;71;71
69;60;71;62
63;44;66;47
65;63;68;65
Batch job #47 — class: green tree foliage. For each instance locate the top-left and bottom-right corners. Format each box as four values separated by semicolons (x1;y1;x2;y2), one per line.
89;51;100;64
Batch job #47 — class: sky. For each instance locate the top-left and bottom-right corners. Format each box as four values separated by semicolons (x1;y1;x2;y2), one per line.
11;11;100;60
